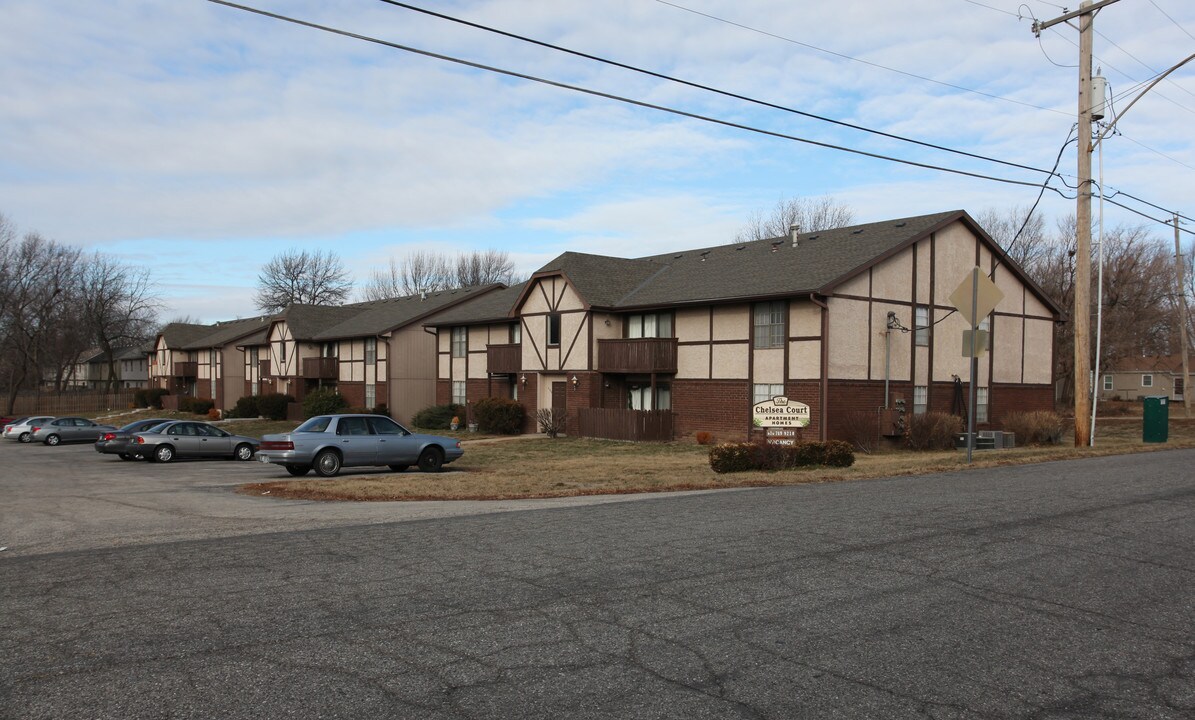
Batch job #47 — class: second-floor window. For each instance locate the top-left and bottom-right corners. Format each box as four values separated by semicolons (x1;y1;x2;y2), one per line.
548;314;561;346
915;306;930;346
451;327;467;358
753;301;785;348
365;337;376;365
511;322;521;344
626;312;672;339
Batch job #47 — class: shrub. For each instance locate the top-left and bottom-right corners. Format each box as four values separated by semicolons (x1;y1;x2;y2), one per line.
207;408;221;421
145;387;170;409
474;397;524;434
537;408;564;438
412;403;464;430
133;389;150;408
906;412;963;451
708;440;855;473
257;392;294;421
192;399;214;415
841;409;881;454
695;431;714;446
372;403;389;417
303;387;348;418
228;395;261;419
1001;410;1065;445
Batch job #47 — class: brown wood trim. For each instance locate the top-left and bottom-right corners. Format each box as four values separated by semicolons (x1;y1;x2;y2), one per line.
746;301;755;437
677;338;750;347
867;269;873;382
927;232;936;392
522;316;545;370
1021;285;1027;384
587;312;594;371
988;249;996;392
708;307;714;379
520;309;585;318
554;279;568;310
787;335;821;342
562;314;587;369
537;281;552;312
911;237;918;392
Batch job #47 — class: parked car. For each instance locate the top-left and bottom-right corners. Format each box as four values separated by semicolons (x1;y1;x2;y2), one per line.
33;417;119;446
131;420;259;463
94;418;172;460
4;416;54;443
257;414;463;477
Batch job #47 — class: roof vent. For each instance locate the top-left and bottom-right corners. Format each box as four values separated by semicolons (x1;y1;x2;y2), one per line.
789;223;800;248
894;221;906;227
852;229;864;235
770;239;783;253
420;291;427;301
736;245;745;251
674;254;683;259
700;251;711;262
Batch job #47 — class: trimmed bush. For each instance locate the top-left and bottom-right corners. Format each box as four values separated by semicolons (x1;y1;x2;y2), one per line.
708;440;855;473
412;403;464;430
474;397;524;435
906;412;963;451
145;387;170;409
303;387;349;418
133;389;150;408
257;393;294;421
228;395;260;419
1001;410;1065;445
190;398;214;415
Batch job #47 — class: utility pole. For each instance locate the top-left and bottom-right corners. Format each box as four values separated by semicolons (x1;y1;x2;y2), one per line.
1176;214;1192;418
1033;0;1119;446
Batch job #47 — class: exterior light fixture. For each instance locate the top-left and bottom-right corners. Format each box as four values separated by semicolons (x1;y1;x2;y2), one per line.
520;373;527;387
571;375;579;389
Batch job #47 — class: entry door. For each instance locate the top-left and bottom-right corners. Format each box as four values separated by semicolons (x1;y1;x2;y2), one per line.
552;381;567;435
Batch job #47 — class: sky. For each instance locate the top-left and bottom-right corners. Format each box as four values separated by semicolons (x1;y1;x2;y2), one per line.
3;0;1194;323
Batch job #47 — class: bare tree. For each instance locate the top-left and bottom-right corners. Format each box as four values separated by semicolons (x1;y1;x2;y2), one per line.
975;205;1050;269
79;252;161;390
359;249;518;301
254;249;352;313
734;196;855;242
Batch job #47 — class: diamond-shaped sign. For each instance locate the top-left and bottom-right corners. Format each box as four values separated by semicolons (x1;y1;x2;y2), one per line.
949;267;1003;328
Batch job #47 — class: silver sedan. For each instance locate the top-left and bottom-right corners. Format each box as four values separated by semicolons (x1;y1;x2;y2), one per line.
33;417;118;446
257;414;463;477
132;420;260;463
4;416;55;443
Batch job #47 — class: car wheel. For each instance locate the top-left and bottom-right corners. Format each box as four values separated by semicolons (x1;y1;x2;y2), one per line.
44;434;61;446
284;464;311;476
153;444;175;463
388;464;408;473
234;443;254;461
417;447;444;473
314;450;341;477
18;432;31;443
118;453;135;461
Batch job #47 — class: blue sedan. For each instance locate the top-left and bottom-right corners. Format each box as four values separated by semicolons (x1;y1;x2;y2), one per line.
257;414;463;477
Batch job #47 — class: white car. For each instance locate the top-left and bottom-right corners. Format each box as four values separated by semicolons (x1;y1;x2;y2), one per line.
3;416;55;443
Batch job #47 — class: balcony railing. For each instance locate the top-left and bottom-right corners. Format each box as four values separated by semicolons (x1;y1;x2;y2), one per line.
302;356;338;379
258;359;271;378
171;361;197;378
486;343;521;374
597;338;678;374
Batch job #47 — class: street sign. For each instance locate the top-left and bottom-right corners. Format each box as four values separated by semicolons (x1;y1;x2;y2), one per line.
962;329;989;357
949;267;1003;328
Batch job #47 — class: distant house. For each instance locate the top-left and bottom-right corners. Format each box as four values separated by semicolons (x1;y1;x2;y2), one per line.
149;317;271;409
426;210;1062;442
240;287;501;424
1099;355;1187;402
62;347;150;389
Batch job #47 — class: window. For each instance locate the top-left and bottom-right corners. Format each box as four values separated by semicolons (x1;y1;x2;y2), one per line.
365;337;376;365
548;314;561;346
626;312;673;339
976;387;989;423
336;417;372;436
451;327;467;358
915;306;930;347
753;301;785;348
913;386;927;415
510;377;519;401
511;323;521;344
628;383;671;410
279;342;286;364
1142;374;1154;388
1103;375;1113;391
753;383;784;405
452;381;466;405
367;416;403;435
295;416;332;433
322;342;338;358
365;383;376;409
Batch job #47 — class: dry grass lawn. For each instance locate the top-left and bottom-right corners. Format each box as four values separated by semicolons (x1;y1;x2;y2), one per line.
239;415;1195;502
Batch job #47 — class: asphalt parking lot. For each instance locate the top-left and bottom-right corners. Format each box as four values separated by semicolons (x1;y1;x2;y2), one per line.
0;438;675;557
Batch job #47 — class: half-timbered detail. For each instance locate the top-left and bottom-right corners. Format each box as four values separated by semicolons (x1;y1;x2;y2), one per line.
148;317;270;410
428;210;1061;442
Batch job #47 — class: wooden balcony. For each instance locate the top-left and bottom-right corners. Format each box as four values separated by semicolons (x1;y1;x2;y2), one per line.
302;356;338;379
258;359;271;378
171;361;197;378
597;338;678;374
487;344;521;374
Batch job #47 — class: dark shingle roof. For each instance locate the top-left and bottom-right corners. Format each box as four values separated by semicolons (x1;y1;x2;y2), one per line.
313;286;501;340
159;323;215;348
180;316;272;349
424;283;527;327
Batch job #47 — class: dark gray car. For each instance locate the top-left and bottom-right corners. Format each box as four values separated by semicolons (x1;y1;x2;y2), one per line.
131;421;260;463
94;418;171;460
33;417;119;446
257;414;463;477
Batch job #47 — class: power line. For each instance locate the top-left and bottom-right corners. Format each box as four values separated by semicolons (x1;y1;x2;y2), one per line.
1094;28;1195;103
654;0;1071;117
206;0;1053;191
206;1;1190;236
1149;0;1195;42
376;0;1057;178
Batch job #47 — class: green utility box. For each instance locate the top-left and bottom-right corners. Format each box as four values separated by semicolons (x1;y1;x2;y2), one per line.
1142;396;1169;443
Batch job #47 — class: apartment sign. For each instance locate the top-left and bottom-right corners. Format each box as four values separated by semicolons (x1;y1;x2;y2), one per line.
752;396;810;428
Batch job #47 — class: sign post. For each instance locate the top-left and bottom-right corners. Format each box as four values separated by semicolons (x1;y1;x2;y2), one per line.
949;268;1004;464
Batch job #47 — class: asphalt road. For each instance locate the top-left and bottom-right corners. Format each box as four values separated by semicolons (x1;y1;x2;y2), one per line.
2;445;1194;718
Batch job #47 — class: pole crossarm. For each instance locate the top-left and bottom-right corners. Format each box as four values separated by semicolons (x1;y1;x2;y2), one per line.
1032;0;1120;35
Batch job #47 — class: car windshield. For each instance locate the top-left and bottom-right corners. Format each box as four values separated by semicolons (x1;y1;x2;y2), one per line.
143;422;172;433
11;417;30;425
295;416;332;433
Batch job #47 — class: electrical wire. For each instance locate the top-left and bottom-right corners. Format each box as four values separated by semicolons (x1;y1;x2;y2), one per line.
655;0;1071;116
206;0;1054;191
1094;28;1195;103
376;0;1058;178
1149;0;1195;42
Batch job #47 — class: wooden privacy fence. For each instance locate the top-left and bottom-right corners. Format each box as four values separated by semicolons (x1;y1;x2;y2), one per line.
6;390;139;417
577;408;674;442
